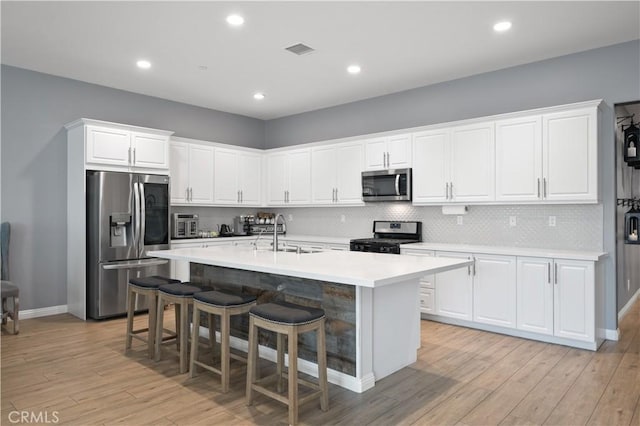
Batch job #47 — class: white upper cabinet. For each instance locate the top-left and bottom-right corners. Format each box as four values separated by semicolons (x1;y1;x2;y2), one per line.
85;123;170;171
495;116;543;202
170;141;214;205
213;148;262;206
267;148;312;206
450;122;495;202
412;129;450;203
495;106;598;203
312;142;364;205
412;123;495;204
364;134;411;170
543;107;598;202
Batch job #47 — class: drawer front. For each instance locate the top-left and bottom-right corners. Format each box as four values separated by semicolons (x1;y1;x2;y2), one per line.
420;289;435;314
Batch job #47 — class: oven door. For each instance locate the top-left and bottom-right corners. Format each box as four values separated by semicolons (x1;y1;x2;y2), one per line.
362;168;411;201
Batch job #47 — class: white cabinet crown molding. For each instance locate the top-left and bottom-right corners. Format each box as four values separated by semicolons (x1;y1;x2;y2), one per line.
64;118;173;136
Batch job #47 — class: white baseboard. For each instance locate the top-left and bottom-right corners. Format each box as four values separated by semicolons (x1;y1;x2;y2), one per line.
604;328;620;341
19;305;68;319
618;287;640;322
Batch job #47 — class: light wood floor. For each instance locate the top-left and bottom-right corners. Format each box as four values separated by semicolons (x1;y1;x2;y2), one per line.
2;298;639;426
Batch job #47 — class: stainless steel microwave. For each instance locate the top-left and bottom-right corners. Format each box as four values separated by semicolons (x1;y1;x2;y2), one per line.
361;168;412;202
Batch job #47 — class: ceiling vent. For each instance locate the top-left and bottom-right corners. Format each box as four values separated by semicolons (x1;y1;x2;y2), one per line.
285;43;315;56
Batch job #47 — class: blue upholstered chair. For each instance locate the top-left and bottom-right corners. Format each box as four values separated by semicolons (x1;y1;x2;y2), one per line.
1;222;19;334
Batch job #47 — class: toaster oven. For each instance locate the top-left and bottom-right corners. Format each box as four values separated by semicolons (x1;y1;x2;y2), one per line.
172;213;199;239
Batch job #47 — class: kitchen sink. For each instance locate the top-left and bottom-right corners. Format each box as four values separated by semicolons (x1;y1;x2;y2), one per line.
253;244;322;254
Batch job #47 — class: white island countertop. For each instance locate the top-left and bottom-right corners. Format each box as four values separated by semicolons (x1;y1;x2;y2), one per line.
149;245;473;288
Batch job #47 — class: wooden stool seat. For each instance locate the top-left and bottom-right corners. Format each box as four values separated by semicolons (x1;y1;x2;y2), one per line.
154;282;206;373
125;275;180;358
246;301;329;425
189;290;257;393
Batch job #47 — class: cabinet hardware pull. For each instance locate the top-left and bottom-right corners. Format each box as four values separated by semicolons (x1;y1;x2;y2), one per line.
554;263;558;284
241;190;243;203
335;187;338;202
450;182;453;199
128;147;132;165
548;262;551;283
543;178;547;198
445;183;449;200
185;187;189;201
190;187;193;202
537;178;541;198
237;190;240;203
133;148;136;165
387;152;390;167
473;258;476;276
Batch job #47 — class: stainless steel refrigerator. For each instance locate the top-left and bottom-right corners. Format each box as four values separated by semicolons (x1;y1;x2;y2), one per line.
86;171;171;319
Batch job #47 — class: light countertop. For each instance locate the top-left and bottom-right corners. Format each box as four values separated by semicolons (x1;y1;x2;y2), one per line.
401;242;607;261
149;245;472;288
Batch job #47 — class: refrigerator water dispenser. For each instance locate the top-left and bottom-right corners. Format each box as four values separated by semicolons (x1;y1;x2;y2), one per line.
110;213;131;247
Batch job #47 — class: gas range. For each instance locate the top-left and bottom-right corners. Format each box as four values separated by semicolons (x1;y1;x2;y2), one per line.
350;221;422;254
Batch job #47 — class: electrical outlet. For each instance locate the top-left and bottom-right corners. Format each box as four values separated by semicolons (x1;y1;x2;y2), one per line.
288;214;294;222
548;216;556;227
457;216;463;225
340;215;346;223
509;216;517;227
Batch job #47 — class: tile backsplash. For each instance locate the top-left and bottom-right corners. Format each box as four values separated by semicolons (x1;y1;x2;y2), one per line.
173;204;603;251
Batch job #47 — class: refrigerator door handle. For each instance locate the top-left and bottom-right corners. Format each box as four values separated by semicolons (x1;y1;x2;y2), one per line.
102;259;169;270
133;181;141;252
139;180;146;257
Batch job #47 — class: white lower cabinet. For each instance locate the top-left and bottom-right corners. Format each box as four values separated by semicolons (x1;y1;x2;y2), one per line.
435;251;473;321
517;257;594;342
517;257;554;335
472;254;517;328
404;247;601;350
553;259;595;342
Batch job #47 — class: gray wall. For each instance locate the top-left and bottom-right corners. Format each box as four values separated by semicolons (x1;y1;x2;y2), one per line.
0;65;264;311
265;40;640;332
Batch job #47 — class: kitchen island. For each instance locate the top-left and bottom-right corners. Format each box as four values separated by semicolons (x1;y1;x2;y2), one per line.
149;245;472;393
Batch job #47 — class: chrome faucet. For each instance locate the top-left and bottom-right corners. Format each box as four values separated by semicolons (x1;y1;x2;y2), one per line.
273;214;285;252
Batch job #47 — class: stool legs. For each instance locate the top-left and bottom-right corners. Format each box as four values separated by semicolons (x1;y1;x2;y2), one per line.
154;297;165;362
125;285;136;351
317;318;329;411
246;315;258;406
147;293;158;359
179;301;189;374
189;304;201;378
288;329;299;426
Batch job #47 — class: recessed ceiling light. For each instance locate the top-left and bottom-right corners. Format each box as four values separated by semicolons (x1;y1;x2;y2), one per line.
493;21;512;32
347;65;361;75
253;92;265;100
226;14;244;26
136;60;151;69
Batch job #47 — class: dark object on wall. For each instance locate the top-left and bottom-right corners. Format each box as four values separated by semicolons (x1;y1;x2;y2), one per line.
618;114;640;168
624;205;640;244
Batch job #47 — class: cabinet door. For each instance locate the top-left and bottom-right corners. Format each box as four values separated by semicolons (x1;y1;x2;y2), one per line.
213;148;240;205
364;138;387;170
412;130;450;203
495;116;543;202
311;146;337;204
543;108;598;202
554;260;595;342
238;152;262;205
188;144;215;204
450;123;495;202
473;254;517;328
86;125;131;167
131;132;169;170
435;251;473;320
387;134;412;168
169;142;189;204
336;143;364;204
267;153;288;205
517;257;553;335
287;149;312;204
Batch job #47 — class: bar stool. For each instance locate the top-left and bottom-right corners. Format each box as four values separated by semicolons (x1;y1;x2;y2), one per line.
154;282;205;373
189;290;257;393
246;301;329;425
125;275;180;358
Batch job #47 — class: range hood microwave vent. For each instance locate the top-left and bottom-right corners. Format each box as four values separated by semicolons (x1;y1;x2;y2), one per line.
285;43;315;56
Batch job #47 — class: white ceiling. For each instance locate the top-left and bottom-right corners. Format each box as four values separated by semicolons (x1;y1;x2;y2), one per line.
2;1;639;120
